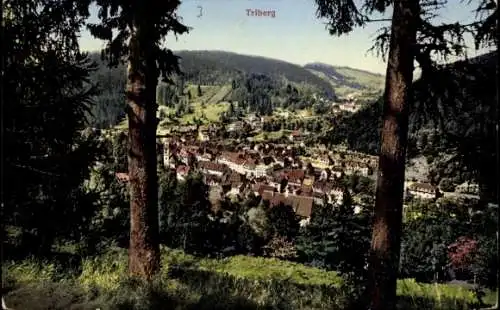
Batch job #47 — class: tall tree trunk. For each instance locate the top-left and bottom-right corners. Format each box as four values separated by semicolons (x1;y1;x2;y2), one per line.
367;1;419;309
126;25;160;279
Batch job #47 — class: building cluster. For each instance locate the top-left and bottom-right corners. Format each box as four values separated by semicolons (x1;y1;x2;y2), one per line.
155;135;377;221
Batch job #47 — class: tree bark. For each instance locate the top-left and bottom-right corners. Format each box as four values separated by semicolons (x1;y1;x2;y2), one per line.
126;25;160;279
367;1;419;309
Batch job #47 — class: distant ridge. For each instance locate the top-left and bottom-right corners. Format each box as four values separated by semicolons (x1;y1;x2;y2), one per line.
175;50;338;98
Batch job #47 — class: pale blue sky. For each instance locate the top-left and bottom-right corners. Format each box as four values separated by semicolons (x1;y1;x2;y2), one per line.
79;0;483;74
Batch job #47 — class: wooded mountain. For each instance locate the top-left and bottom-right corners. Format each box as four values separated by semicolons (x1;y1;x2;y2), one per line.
86;50;388;128
304;62;385;95
175;50;337;98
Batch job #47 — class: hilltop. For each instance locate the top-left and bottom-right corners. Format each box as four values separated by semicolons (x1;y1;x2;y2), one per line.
304;62;385;96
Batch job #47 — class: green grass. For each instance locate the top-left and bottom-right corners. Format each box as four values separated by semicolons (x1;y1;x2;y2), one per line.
333;67;385;91
253;130;288;142
2;247;495;309
2;248;345;309
178;101;229;125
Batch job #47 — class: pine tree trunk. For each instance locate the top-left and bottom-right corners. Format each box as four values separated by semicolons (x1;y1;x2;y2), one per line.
367;1;419;309
126;26;160;280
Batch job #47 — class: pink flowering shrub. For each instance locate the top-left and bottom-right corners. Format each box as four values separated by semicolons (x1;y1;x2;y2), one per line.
448;236;478;271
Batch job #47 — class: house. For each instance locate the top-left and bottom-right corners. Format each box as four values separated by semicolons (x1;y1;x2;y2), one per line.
253;183;277;196
313;154;331;167
217;152;257;176
312;191;327;205
312;181;334;194
278;169;305;186
221;171;247;197
261;191;314;220
198;129;210;142
330;187;345;205
199;161;226;177
254;163;273;177
344;161;369;176
288;195;314;218
227;181;247;198
223;171;246;186
455;182;480;195
227;121;244;132
407;182;437;199
196;152;212;162
177;148;196;166
288;130;302;142
318;169;329;181
208;185;224;210
339;102;359;113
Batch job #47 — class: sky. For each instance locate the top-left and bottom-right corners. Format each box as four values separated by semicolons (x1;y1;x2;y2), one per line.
79;0;487;75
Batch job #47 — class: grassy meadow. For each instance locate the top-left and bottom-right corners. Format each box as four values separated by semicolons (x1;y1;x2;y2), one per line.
3;247;494;310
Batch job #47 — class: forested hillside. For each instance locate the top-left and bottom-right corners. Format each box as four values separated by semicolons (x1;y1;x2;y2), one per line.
86;52;127;128
325;51;497;200
325;52;496;154
176;50;337;98
305;63;385;95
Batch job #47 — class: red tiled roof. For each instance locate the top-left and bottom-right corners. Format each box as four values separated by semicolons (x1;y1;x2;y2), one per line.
199;161;227;172
290;195;313;218
257;184;277;196
260;191;313;218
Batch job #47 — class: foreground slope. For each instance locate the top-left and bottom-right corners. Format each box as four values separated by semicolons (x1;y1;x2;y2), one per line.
3;247;491;309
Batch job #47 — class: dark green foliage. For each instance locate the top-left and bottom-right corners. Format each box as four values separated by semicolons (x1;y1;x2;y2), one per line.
159;172;214;255
296;193;371;305
266;204;300;241
322;97;383;154
439;178;456;192
401;206;463;283
86;52;127;128
296;197;371;275
414;52;498;203
112;132;128;172
3;0;101;258
400;200;498;289
86;164;130;252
